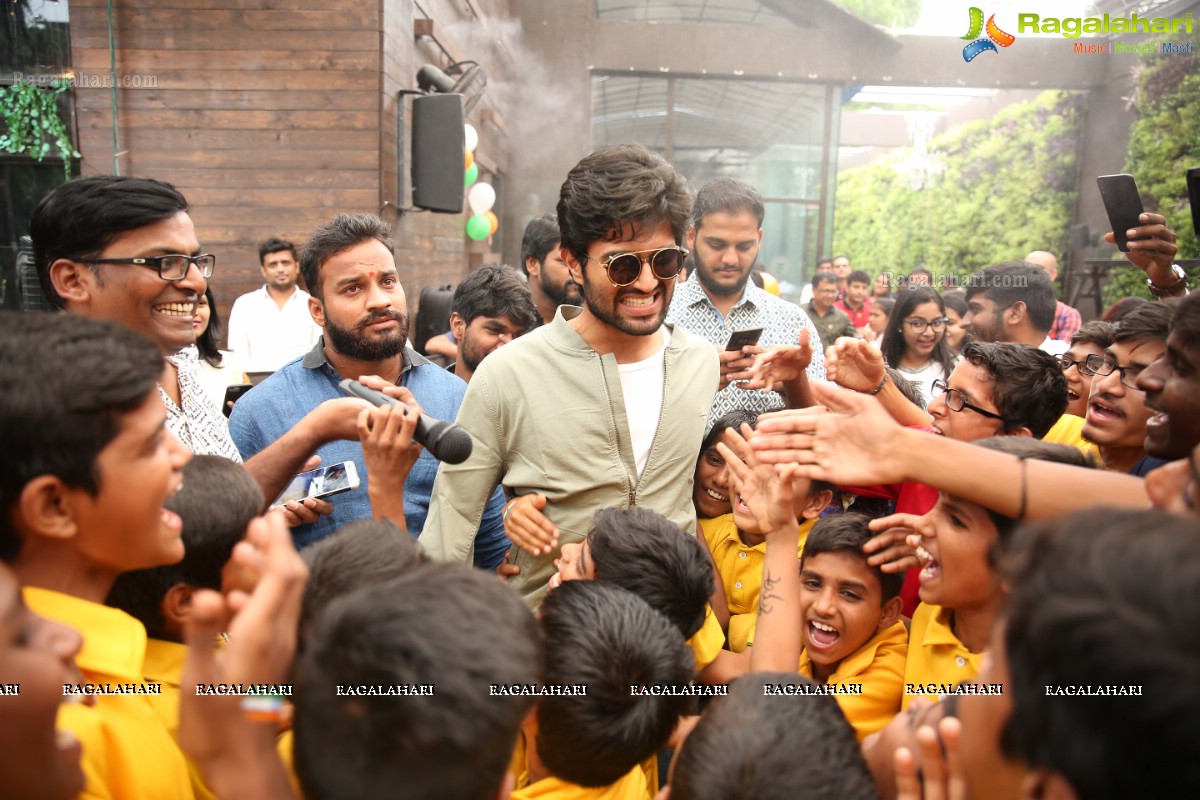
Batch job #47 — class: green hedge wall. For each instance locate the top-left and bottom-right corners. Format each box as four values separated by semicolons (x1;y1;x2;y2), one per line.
833;91;1084;287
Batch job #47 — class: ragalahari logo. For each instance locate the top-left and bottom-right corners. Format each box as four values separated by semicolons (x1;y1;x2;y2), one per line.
962;7;1016;61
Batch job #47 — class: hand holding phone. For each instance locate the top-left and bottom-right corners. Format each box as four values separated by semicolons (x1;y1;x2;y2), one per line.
222;383;253;418
1097;174;1145;252
725;327;764;351
273;461;360;507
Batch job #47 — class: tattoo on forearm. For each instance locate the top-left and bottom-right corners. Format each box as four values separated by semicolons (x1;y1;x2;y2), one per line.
760;567;781;615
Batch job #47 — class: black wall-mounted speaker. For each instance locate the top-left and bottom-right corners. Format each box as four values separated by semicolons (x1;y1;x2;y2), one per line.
412;94;466;214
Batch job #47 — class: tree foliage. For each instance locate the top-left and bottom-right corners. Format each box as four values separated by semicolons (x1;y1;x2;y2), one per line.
833;91;1083;285
1105;33;1200;304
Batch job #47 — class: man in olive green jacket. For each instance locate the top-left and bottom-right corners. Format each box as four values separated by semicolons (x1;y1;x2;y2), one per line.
421;144;719;605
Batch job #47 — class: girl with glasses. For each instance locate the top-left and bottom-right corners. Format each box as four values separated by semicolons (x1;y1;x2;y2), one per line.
880;286;958;405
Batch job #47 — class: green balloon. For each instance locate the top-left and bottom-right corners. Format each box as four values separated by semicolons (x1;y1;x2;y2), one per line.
464;163;479;186
466;213;491;241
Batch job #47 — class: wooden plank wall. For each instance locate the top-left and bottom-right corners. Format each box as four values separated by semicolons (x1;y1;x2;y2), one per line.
67;0;517;338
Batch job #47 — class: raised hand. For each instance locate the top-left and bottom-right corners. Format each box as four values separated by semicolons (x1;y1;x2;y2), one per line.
825;336;885;393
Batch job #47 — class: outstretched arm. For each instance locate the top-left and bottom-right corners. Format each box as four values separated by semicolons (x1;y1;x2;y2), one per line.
752;382;1149;520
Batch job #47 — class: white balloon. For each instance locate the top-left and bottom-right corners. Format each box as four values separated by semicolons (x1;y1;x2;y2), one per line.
467;182;496;214
464;123;479;153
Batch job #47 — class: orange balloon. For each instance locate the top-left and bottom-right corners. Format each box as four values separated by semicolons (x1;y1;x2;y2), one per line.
464;150;475;170
483;210;499;235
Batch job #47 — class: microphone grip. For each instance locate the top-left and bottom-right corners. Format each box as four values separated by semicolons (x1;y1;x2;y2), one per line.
339;379;474;464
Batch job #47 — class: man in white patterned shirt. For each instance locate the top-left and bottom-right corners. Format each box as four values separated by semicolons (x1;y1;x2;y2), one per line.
666;177;825;425
31;175;242;462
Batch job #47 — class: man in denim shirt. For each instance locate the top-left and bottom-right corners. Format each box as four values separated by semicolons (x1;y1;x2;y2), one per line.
230;213;509;566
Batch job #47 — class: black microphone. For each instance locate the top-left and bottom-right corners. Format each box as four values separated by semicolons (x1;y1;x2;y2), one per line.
339;379;474;465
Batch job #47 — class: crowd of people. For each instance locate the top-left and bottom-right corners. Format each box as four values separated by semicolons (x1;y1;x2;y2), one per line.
1;142;1197;800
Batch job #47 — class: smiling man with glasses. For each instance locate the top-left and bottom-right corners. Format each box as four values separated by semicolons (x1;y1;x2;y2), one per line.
423;144;719;605
31;175;242;461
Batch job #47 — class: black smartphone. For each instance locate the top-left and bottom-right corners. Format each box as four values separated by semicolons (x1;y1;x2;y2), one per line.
725;327;763;351
1097;174;1145;252
1187;167;1200;237
222;383;253;417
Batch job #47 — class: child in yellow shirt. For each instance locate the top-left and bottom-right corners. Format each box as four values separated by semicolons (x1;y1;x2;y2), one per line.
2;314;196;800
792;513;907;739
695;406;834;654
106;455;265;800
877;437;1095;708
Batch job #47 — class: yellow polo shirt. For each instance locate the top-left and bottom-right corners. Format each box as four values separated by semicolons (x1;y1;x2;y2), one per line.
1043;414;1102;464
24;586;194;800
701;515;818;652
511;765;652;800
902;603;985;710
798;620;908;740
142;638;218;800
686;606;724;673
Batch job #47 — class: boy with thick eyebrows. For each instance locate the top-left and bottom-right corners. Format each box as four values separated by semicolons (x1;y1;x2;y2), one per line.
0;312;195;799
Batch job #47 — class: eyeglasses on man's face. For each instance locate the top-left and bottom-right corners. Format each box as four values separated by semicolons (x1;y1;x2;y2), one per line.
86;254;216;281
1054;354;1086;372
902;317;949;333
587;246;687;288
1079;353;1145;390
930;379;1007;422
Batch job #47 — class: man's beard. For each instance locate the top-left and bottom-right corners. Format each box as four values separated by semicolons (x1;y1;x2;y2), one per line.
324;309;409;361
580;270;668;337
694;259;750;299
544;273;583;307
459;330;489;374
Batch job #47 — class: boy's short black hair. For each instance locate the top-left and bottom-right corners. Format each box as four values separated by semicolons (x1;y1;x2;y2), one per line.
1070;319;1116;349
0;313;163;561
970;437;1095;567
1113;297;1174;345
30;176;189;310
105;456;262;636
960;341;1067;438
451;264;539;332
965;262;1057;334
847;270;871;286
536;580;693;787
258;236;298;264
801;513;903;603
294;561;540;800
586;507;712;639
520;213;561;275
298;519;426;651
701;409;758;454
671;673;877;800
557;144;691;268
999;509;1200;800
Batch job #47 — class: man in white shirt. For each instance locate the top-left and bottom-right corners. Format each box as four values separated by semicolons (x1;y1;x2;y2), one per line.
227;237;321;372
